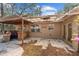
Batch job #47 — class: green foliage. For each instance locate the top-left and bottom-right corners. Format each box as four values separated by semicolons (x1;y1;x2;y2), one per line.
14;3;41;16
64;3;79;13
57;9;65;14
57;3;79;14
0;3;41;16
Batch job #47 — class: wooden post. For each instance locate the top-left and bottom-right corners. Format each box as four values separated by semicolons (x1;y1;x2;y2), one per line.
21;18;24;45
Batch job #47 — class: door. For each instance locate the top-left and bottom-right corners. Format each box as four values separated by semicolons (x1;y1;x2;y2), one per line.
64;25;66;39
68;23;72;42
78;25;79;53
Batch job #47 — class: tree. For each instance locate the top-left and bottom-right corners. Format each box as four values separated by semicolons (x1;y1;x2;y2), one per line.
32;6;42;16
56;9;65;14
0;3;41;16
0;3;4;17
64;3;79;13
10;3;16;15
14;3;41;16
3;3;16;16
0;3;4;31
57;3;79;14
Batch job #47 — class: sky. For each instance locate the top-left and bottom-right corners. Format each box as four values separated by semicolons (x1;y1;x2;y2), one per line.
2;3;65;16
15;3;65;16
38;3;64;15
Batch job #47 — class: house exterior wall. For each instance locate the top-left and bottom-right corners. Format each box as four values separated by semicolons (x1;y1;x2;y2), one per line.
28;21;63;39
15;21;63;39
62;16;74;40
72;15;79;51
62;15;79;51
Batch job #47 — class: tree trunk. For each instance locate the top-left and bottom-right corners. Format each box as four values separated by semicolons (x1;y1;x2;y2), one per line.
0;3;4;32
1;3;4;17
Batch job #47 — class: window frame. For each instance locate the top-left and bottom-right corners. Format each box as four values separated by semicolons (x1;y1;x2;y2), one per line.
31;24;40;32
48;23;54;32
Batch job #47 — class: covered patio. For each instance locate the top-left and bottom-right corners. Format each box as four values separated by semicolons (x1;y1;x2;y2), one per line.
0;15;32;45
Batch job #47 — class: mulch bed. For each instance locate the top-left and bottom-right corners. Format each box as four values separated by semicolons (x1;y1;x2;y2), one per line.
20;40;79;56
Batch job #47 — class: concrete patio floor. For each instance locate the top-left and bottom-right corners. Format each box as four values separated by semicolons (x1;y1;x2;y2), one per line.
0;37;77;56
24;37;75;50
22;37;78;56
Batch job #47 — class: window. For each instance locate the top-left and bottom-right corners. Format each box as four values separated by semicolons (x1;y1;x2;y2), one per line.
31;25;40;32
48;24;54;31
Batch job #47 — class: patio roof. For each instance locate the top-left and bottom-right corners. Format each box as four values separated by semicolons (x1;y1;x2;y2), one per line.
0;14;64;23
0;15;32;25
